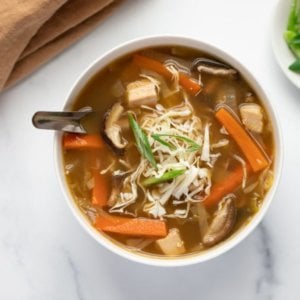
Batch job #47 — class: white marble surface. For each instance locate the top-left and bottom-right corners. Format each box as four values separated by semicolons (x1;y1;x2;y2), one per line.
0;0;299;299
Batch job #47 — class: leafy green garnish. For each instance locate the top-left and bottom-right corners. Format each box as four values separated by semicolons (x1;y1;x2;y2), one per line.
287;0;299;31
142;169;186;187
152;134;201;152
289;58;300;72
290;34;300;45
128;113;157;169
284;0;300;72
152;134;176;150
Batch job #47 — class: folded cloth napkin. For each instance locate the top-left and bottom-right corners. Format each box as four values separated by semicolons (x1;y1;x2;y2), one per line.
0;0;123;91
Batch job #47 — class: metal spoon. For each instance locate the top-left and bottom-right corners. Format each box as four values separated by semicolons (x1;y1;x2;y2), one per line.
32;110;101;134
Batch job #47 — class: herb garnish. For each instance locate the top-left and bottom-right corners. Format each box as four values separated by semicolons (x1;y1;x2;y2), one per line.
128;113;157;169
152;134;201;152
142;169;186;187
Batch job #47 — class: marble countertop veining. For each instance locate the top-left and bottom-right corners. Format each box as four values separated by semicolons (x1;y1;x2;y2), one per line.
0;0;299;299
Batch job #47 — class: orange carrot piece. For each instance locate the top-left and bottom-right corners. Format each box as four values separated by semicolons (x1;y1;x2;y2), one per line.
92;172;109;207
133;54;202;95
215;107;269;172
178;73;202;95
63;133;104;150
94;214;168;237
204;165;251;207
133;54;172;79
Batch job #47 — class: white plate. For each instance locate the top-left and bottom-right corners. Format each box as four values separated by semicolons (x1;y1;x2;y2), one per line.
272;0;300;88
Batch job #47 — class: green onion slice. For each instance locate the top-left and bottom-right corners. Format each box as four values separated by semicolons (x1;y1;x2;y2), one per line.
128;113;157;169
152;134;201;152
142;169;185;187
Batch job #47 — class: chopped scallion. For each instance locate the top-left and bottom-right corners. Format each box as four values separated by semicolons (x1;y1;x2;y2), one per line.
152;134;201;152
142;169;185;187
128;113;157;169
151;134;176;150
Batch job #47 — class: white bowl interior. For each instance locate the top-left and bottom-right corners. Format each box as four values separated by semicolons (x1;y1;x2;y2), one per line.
54;36;283;267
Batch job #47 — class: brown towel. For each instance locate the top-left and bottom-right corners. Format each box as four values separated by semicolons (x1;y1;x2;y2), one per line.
0;0;123;91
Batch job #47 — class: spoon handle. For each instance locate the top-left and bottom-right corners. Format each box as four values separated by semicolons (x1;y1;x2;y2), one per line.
32;111;89;134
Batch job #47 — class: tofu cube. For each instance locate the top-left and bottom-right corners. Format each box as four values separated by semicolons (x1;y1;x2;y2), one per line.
240;103;264;133
155;228;186;255
126;79;158;107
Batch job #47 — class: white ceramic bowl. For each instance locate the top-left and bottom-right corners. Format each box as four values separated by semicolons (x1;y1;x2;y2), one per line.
272;0;300;88
54;36;283;267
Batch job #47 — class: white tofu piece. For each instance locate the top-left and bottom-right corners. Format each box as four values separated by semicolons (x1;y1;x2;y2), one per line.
239;103;264;133
126;79;158;107
155;228;186;255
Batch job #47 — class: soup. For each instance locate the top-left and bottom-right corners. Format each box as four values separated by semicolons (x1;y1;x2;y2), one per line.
62;46;274;256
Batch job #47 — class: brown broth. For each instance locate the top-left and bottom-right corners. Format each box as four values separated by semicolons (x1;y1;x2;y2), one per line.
63;46;274;257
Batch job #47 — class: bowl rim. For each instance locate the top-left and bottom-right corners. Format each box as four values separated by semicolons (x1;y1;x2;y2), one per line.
54;35;283;267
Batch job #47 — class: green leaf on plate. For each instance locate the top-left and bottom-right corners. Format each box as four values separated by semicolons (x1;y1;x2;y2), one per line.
289;58;300;72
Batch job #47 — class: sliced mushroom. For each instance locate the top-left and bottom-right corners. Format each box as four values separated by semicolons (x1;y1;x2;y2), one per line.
116;116;130;130
107;173;127;207
191;58;237;76
202;197;236;247
103;102;128;155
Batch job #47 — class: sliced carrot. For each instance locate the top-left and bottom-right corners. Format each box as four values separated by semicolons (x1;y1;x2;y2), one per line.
215;107;269;172
94;214;168;237
204;165;251;207
92;171;109;207
63;133;104;150
178;73;202;95
133;54;172;79
133;54;202;96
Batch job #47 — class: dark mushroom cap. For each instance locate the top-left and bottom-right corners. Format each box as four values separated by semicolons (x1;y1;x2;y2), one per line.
202;197;236;247
191;57;238;77
102;102;127;155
